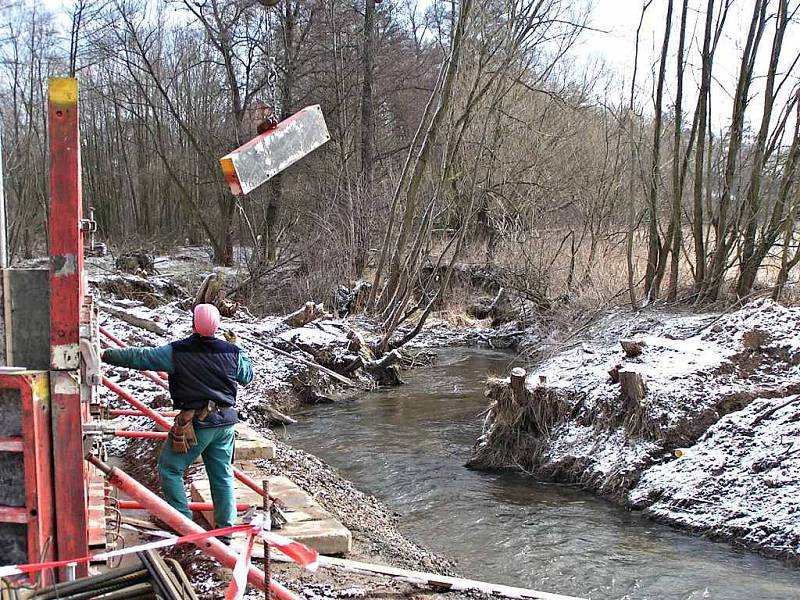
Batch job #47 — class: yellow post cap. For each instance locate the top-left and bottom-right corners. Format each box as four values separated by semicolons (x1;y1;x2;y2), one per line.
49;77;78;105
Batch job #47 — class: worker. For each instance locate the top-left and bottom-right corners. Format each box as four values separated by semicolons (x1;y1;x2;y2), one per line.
101;304;253;539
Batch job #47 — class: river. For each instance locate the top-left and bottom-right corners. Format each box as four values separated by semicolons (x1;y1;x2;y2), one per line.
284;348;800;600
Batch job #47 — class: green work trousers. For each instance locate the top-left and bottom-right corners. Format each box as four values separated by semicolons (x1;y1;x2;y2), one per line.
158;424;236;528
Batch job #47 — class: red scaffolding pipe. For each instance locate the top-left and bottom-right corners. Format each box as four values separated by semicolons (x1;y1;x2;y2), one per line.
117;500;252;512
86;454;298;600
110;409;178;418
102;377;273;500
99;327;170;386
103;378;171;430
113;430;167;439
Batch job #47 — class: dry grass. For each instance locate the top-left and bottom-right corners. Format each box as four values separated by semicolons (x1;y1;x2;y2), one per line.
435;226;800;317
469;377;573;471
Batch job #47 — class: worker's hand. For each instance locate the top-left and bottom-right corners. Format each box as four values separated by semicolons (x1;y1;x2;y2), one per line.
223;330;238;345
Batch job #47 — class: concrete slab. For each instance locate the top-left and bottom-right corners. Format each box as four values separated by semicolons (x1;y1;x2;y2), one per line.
234;422;275;460
231;518;352;557
190;467;351;555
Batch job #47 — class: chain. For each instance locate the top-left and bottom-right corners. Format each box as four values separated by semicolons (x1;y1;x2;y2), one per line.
267;55;281;123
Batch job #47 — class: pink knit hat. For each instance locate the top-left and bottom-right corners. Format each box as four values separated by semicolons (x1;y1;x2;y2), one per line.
193;304;220;337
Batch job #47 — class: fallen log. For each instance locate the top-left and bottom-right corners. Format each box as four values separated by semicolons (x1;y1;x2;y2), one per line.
363;349;402;373
240;333;358;388
283;301;325;327
362;349;404;386
261;405;297;425
97;302;167;336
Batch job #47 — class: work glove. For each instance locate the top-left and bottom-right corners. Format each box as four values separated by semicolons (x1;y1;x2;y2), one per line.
223;329;239;345
169;412;197;453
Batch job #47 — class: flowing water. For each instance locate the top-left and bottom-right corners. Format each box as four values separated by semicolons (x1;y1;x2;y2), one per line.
284;348;800;600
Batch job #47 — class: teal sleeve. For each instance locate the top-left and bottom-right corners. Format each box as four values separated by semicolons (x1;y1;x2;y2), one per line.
103;344;175;374
236;350;253;386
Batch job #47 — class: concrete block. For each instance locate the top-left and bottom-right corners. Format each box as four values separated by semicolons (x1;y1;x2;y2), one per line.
0;388;21;437
2;269;51;370
234;423;275;460
0;523;27;565
278;518;352;555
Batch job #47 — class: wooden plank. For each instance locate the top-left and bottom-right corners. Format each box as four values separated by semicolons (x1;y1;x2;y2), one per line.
315;556;588;600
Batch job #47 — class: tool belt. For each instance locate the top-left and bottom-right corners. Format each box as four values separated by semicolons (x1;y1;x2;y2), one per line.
194;401;219;422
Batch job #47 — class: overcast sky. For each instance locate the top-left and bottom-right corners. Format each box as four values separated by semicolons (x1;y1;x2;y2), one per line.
36;0;800;133
578;1;800;132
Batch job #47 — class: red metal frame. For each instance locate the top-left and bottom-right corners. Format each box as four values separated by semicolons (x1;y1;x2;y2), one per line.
117;501;251;512
87;455;298;600
113;430;168;439
109;409;178;417
48;77;90;577
0;373;56;585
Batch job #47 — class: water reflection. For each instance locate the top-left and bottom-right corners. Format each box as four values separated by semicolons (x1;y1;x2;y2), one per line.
285;348;800;600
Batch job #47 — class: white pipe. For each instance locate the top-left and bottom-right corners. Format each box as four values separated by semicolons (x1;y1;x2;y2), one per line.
266;551;587;600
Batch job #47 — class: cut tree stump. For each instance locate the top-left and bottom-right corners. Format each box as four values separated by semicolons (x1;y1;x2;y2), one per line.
620;339;644;358
194;273;237;317
618;369;646;405
510;367;527;405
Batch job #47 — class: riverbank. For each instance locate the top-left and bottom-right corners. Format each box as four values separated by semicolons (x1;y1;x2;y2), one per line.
470;299;800;563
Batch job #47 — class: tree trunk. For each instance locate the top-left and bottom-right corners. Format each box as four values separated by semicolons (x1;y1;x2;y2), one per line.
691;0;717;293
736;0;789;297
643;0;674;303
666;0;689;301
702;0;767;302
360;0;376;187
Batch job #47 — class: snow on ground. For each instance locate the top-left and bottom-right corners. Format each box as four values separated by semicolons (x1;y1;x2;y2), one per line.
629;394;800;560
475;299;800;561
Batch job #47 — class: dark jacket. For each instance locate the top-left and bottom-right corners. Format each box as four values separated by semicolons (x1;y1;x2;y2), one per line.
103;333;253;428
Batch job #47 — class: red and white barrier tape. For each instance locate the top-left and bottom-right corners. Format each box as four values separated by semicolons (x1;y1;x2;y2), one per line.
226;528;258;600
0;520;318;579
